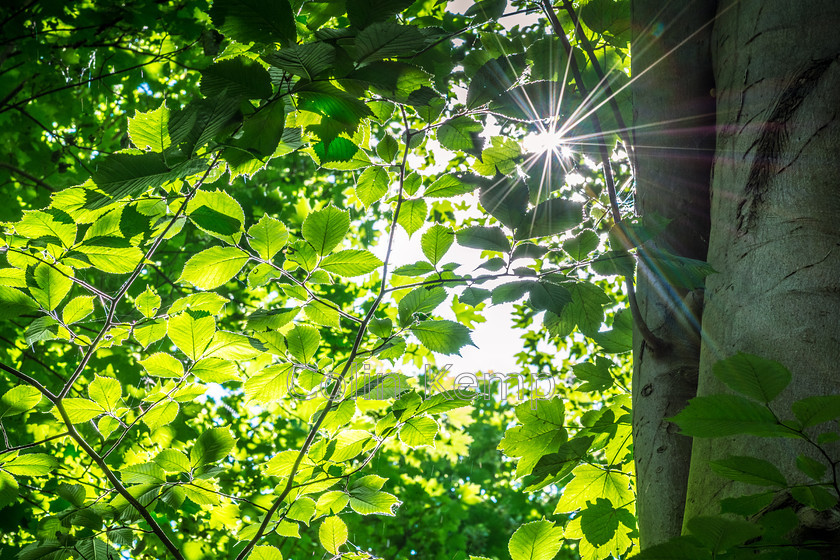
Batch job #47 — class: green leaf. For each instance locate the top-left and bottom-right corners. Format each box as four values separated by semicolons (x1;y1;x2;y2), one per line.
791;395;840;427
190;426;236;468
591;309;633;353
710;456;787;487
669;394;791;438
473;136;521;176
641;249;715;290
0;386;41;418
355;22;427;64
528;281;571;316
244;364;294;404
578;499;635;549
480;181;529;230
790;485;838;511
87;152;205;210
424;174;480;198
554;464;633;514
0;470;19;510
120;463;166;485
191;357;241;384
302;206;350;256
564;230;600;260
421;224;454;265
396;198;427;237
720;492;776;516
2;453;57;476
591;250;636;277
201;57;272;99
346;0;414;28
410;320;474;356
209;0;296;45
459;287;491;307
348;486;400;516
392;261;435;276
139;352;184;379
508;519;563;560
376;134;400;163
232;99;287;160
297;82;373;131
24;316;59;346
285;325;320;364
712;353;791;403
247;308;300;332
134;319;167;349
399;416;438;448
179;247;249;290
573;357;614;392
154;449;190;474
686;516;764;553
168;311;216;360
143;400;179;432
188;189;246;243
436;117;483;153
398;286;446;327
15;209;76;248
316;490;349;517
320;516;348;554
73;242;145;274
135;287;161;319
564;281;610;336
320;249;383;277
265;42;335;80
29;262;72;311
795;455;828;481
456;225;511;253
128;102;171;152
492;281;536;305
57;483;86;507
516;198;583;239
61;398;105;423
304;300;340;328
467;56;519;109
249;546;283;560
630;538;713;560
88;375;122;412
356;167;390;208
247;215;289;262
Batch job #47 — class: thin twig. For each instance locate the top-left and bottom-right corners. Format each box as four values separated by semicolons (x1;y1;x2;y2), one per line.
53;401;185;560
559;0;631;148
0;161;54;192
58;153;221;400
234;107;415;560
541;0;665;352
0;361;58;403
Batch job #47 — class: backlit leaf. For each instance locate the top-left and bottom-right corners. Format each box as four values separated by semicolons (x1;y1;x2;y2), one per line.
179;247;250;290
302;206;350;255
320;516;348;554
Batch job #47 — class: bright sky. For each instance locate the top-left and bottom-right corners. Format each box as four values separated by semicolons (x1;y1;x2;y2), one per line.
372;3;546;374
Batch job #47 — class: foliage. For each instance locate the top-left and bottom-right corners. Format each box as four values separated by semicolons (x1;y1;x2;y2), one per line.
1;1;836;560
636;353;840;559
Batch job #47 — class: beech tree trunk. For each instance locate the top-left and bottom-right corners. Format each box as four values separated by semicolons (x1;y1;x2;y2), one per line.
683;1;840;554
631;0;716;548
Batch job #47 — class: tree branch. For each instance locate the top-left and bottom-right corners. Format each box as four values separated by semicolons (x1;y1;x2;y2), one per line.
541;0;666;352
0;161;55;192
0;361;58;403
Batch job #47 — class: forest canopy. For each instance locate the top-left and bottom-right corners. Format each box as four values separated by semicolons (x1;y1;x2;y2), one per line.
1;1;838;559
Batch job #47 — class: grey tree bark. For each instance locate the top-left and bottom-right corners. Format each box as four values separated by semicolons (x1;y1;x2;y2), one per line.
631;0;716;548
683;0;840;555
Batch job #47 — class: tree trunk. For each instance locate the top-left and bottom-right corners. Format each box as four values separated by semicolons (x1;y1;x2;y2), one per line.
684;0;840;554
631;0;716;547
